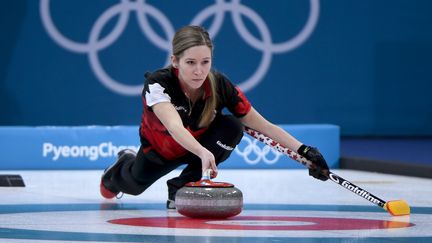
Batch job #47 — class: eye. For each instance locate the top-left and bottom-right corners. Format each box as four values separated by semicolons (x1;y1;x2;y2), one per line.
186;60;195;65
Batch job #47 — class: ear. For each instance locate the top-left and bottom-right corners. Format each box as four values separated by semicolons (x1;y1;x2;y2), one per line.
171;55;178;68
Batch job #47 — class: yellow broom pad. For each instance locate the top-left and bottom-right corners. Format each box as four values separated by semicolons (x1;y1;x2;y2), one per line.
384;200;410;216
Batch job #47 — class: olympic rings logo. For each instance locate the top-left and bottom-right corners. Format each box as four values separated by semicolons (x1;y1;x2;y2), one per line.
235;136;282;165
40;0;319;96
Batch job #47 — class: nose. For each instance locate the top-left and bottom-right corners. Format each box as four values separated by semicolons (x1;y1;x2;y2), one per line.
194;64;204;76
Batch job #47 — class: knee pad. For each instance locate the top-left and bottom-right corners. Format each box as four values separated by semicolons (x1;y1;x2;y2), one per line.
211;115;244;145
201;115;244;163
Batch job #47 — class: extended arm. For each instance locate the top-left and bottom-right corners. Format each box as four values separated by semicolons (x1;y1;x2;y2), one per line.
240;107;329;181
152;102;218;177
240;107;302;151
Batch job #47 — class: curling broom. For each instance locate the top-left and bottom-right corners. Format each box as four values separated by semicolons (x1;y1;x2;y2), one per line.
244;126;410;216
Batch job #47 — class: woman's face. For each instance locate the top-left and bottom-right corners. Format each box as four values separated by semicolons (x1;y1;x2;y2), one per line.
173;45;212;92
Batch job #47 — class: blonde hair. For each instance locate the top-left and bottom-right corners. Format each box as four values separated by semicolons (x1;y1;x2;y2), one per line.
172;26;218;128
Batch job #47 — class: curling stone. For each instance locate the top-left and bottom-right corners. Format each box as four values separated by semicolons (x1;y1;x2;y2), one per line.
175;170;243;219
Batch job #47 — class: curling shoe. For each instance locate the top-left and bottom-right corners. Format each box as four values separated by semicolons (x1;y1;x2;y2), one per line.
166;199;176;210
100;149;136;199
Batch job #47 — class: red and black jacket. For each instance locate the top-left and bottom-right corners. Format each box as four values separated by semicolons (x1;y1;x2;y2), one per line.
140;67;251;160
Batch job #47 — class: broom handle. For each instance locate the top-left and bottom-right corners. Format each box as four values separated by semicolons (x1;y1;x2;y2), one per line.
243;126;387;208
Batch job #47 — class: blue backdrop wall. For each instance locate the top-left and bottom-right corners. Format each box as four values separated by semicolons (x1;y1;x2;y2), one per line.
1;0;432;136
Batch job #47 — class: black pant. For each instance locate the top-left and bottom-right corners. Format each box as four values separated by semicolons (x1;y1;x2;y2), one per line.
111;115;244;200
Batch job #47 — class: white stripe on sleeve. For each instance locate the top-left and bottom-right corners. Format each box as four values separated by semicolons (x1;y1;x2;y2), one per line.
145;83;171;106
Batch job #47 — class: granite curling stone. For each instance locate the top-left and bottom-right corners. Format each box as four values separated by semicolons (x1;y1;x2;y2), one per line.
175;173;243;219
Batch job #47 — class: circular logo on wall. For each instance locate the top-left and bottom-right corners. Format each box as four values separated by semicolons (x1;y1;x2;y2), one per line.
40;0;320;96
